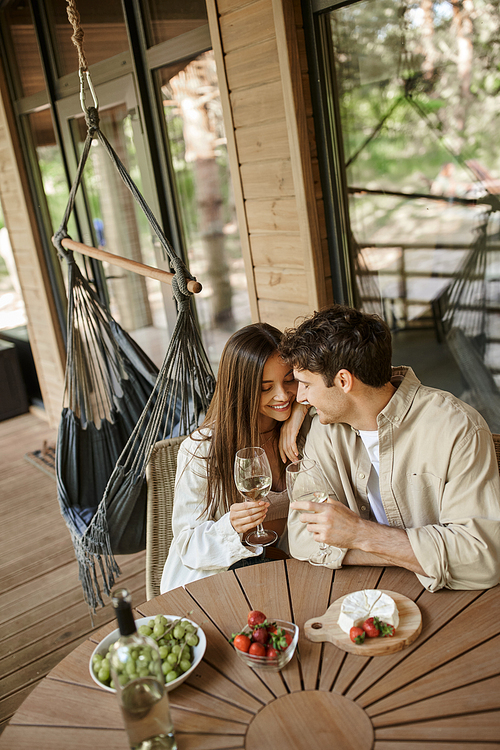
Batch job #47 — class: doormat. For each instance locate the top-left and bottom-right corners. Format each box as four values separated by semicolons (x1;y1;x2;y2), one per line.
25;441;56;479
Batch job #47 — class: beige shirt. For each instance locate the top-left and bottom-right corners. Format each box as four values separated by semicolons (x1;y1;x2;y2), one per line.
288;366;500;592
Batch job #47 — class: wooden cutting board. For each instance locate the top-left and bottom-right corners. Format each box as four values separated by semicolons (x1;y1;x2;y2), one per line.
304;589;422;655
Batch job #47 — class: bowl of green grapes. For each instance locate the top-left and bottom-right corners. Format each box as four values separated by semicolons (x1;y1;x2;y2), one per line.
89;614;206;693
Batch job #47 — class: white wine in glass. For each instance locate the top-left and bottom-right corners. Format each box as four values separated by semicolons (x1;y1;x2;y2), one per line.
286;458;333;565
234;447;277;547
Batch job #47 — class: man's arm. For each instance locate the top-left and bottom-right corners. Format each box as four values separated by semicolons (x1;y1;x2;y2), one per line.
293;498;426;575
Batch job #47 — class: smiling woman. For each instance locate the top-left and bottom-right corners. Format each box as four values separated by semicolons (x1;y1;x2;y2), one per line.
259;352;297;430
159;323;306;593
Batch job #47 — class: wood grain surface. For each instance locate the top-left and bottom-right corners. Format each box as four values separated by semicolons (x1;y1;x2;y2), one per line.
1;560;499;750
304;589;422;655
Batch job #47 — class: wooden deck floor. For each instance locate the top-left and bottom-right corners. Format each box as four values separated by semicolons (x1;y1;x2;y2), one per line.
0;412;146;734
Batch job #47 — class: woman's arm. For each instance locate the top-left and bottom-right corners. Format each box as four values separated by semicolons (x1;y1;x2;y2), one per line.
170;437;264;571
279;401;310;463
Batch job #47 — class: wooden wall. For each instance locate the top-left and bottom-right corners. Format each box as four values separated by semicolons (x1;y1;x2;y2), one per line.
208;0;333;331
0;63;65;428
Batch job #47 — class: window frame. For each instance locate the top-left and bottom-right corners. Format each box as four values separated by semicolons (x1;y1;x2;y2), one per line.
1;0;215;337
301;0;362;306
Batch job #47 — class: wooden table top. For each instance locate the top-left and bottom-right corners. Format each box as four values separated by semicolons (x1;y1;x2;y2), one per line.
2;559;500;749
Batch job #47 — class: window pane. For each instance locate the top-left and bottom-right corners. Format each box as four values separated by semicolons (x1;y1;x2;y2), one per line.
143;0;207;48
328;0;500;429
3;1;45;97
157;50;252;369
27;109;77;238
45;0;129;77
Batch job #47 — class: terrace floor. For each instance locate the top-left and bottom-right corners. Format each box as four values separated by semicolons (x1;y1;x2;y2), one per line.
0;412;146;734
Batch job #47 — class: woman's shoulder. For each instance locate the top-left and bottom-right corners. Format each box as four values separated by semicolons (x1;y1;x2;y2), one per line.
179;428;213;458
174;430;211;487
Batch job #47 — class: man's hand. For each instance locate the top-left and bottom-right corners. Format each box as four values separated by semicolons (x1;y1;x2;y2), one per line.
230;500;269;534
294;496;362;547
293;497;426;575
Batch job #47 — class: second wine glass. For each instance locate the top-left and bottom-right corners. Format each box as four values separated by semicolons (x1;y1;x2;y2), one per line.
286;458;333;565
234;447;277;547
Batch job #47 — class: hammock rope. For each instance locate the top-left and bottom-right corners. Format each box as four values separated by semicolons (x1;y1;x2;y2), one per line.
65;0;88;72
53;1;215;611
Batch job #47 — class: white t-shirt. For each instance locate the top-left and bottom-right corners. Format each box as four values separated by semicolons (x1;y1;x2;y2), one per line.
358;430;389;525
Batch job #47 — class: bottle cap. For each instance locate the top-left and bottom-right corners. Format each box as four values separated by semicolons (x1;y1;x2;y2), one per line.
111;588;137;637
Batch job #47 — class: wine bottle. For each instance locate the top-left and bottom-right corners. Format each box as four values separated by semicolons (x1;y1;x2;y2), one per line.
110;588;177;750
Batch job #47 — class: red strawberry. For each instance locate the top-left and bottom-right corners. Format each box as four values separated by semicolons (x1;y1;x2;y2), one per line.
266;645;279;659
362;617;380;638
233;634;251;652
252;625;269;644
247;610;267;628
350;627;366;644
248;642;266;657
378;620;396;637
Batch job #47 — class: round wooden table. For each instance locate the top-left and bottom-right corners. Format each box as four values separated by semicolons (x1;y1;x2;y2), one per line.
2;560;499;749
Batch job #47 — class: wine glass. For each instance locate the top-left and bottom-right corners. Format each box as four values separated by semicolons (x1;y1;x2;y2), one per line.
234;447;277;547
286;458;334;566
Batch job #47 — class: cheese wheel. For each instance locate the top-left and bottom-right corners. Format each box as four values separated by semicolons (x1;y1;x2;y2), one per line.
337;590;399;634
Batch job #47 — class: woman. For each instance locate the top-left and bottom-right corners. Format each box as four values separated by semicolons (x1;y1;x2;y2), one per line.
160;323;301;593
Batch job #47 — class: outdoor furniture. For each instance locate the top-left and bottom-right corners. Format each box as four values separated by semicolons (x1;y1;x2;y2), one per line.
1;559;498;749
0;340;29;421
145;436;185;600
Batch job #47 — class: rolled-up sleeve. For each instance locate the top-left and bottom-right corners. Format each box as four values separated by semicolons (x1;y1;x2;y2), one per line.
406;428;500;591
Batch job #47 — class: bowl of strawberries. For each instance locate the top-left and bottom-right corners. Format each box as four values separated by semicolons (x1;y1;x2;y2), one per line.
230;610;299;672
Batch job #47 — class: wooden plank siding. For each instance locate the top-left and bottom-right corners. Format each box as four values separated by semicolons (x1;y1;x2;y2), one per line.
208;0;333;329
0;62;65;429
0;413;146;735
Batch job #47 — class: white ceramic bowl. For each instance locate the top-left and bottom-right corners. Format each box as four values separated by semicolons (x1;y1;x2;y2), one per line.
233;619;299;672
89;615;206;693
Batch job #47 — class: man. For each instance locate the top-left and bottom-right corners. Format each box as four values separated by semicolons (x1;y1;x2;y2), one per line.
279;305;500;591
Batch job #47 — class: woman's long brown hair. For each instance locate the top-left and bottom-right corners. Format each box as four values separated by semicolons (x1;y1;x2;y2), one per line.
193;323;283;518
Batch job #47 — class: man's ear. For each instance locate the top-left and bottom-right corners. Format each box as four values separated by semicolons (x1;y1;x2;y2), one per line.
335;369;354;393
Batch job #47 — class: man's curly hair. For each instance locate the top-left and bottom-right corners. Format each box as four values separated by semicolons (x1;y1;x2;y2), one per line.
279;305;392;388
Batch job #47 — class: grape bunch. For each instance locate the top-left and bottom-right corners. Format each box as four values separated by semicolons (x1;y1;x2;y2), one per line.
92;615;200;689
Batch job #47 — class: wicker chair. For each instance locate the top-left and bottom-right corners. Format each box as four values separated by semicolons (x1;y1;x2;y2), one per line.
145;436;185;600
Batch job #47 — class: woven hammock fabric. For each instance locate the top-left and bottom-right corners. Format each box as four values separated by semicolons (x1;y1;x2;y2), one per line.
53;106;215;610
437;210;500;431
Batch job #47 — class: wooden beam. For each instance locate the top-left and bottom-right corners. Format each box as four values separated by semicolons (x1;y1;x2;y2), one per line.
271;0;328;310
56;237;202;294
206;0;260;321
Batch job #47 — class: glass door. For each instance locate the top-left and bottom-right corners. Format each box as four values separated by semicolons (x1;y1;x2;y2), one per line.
57;74;176;367
155;49;251;368
311;0;500;430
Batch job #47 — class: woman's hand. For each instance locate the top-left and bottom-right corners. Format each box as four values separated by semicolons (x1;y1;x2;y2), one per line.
230;500;269;534
279;401;310;463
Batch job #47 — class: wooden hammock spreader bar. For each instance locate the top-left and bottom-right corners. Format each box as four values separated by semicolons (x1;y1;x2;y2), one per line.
56;236;202;294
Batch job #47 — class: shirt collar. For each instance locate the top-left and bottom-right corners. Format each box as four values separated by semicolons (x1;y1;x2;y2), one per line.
378;366;421;427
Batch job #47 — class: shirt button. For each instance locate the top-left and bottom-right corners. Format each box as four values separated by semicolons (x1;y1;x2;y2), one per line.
358;472;365;479
393;416;400;421
361;505;367;511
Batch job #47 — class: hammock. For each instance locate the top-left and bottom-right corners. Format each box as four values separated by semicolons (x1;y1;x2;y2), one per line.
434;210;500;431
52;60;214;610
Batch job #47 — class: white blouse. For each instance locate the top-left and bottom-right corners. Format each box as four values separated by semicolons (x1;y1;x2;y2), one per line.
160;432;288;593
